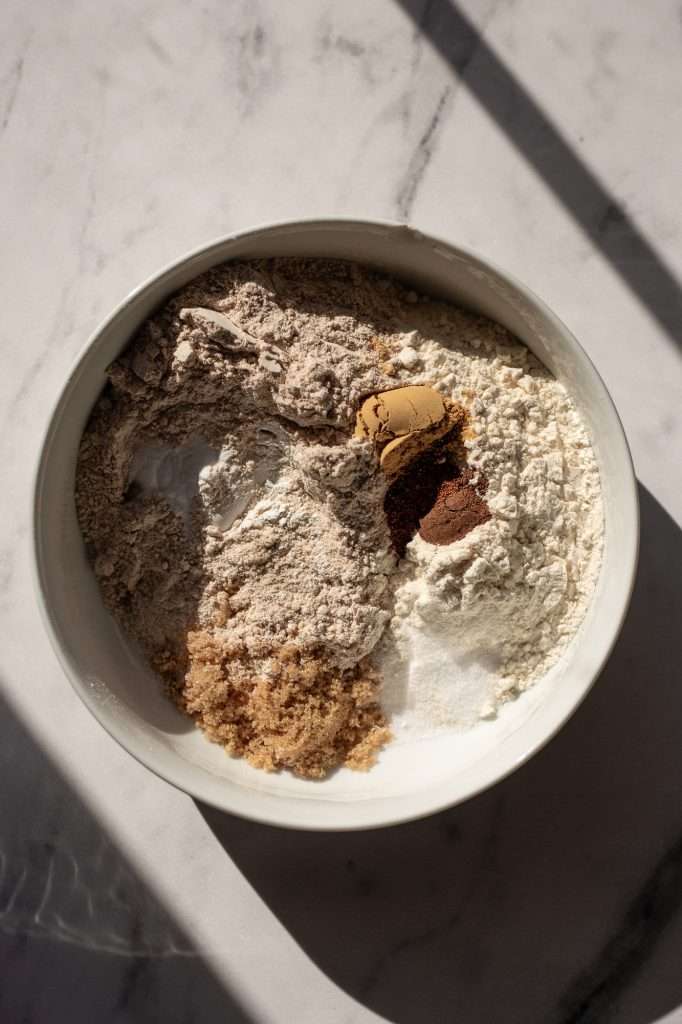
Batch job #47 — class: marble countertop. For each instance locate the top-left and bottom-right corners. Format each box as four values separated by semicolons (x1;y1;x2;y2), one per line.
2;1;681;1021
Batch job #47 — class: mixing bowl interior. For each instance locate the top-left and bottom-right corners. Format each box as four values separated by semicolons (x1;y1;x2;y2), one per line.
33;220;638;829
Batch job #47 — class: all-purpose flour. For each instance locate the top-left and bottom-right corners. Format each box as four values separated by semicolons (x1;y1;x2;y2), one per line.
376;307;604;731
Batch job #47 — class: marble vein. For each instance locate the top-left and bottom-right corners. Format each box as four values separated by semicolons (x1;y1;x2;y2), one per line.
315;15;378;86
395;84;454;219
556;830;682;1023
0;54;24;139
233;5;280;116
141;29;174;68
0;836;197;958
394;0;506;220
357;799;503;999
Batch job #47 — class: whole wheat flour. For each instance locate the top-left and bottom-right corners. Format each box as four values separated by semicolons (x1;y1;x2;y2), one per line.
76;258;603;775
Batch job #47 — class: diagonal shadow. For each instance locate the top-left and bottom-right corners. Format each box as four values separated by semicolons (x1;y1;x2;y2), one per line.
199;483;682;1024
393;0;682;353
0;690;252;1024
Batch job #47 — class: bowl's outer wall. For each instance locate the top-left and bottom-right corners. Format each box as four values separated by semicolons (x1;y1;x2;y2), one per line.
33;220;638;830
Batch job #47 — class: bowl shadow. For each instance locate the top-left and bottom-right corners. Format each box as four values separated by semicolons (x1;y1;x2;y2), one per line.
198;483;682;1024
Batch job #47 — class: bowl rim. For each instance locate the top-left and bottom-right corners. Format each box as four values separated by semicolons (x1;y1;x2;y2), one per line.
31;217;640;830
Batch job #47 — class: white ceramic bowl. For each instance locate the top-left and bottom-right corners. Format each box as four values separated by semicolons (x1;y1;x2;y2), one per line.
33;219;638;830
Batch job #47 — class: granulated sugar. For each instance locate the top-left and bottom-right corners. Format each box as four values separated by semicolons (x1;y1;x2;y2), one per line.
379;622;501;737
76;258;603;776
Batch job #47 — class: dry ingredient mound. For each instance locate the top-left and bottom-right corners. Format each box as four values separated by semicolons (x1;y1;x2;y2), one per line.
77;258;403;778
76;256;604;774
383;419;490;556
179;637;389;778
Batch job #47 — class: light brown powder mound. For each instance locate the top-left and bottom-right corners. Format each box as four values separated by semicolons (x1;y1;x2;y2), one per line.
177;632;391;779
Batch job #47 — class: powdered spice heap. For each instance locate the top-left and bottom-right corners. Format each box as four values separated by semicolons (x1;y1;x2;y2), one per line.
383;428;490;557
419;469;491;545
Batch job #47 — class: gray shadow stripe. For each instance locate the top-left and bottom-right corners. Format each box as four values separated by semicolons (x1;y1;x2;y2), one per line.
0;689;252;1024
395;0;682;350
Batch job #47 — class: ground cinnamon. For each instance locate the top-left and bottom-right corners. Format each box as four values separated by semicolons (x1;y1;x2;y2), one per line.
419;469;491;545
383;431;490;556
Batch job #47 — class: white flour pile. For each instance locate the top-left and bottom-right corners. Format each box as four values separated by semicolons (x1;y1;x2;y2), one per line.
76;258;603;776
376;321;603;736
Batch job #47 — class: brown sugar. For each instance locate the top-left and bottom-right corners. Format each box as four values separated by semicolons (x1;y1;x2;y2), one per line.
175;631;391;779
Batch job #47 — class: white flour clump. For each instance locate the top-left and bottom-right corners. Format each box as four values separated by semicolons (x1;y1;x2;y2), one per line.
376;302;603;733
202;439;395;667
